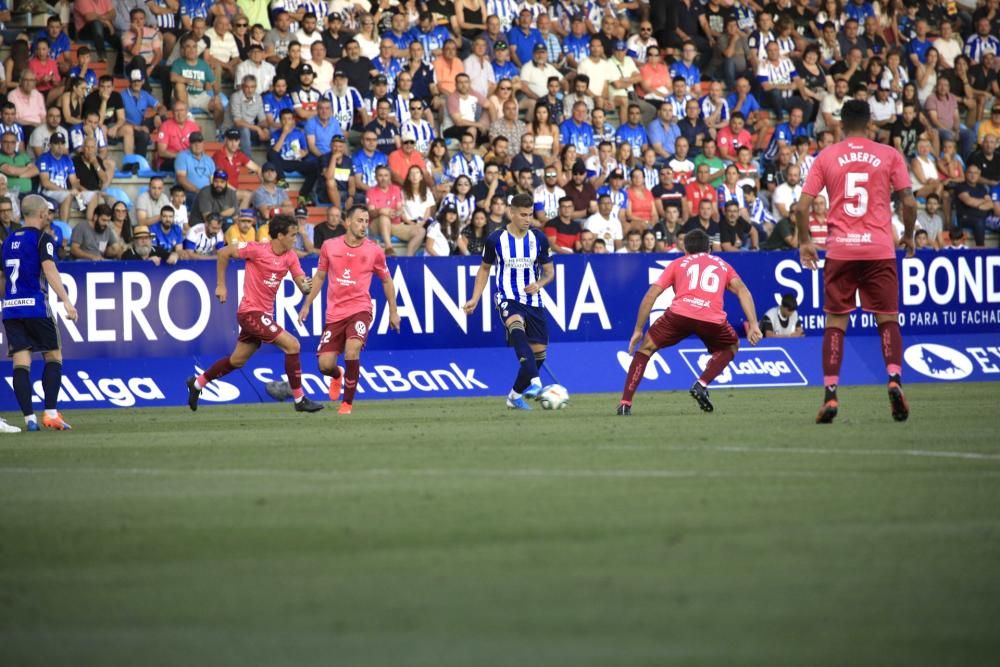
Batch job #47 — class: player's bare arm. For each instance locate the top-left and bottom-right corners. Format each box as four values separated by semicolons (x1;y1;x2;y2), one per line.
463;261;492;314
524;261;554;295
728;277;762;345
381;275;401;332
794;191;818;270
298;269;327;323
214;243;243;303
628;283;664;355
897;187;918;258
38;259;78;321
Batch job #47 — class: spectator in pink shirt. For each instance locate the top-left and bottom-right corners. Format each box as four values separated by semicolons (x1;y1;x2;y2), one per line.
7;73;46;134
367;165;425;256
716;112;753;161
155;100;201;171
28;40;62;106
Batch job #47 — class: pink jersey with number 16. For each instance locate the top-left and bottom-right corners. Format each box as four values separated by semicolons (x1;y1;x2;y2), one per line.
237;241;305;315
801;136;911;261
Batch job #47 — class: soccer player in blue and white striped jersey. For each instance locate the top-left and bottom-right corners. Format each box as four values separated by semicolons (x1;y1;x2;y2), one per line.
464;193;554;410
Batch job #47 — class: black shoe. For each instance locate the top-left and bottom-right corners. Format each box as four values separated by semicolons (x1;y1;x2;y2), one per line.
265;380;293;401
689;382;714;413
616;403;631;416
185;376;200;412
294;397;325;413
888;381;909;422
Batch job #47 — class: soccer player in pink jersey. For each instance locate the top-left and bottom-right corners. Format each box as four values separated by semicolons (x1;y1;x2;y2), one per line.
794;99;918;424
618;229;764;415
185;213;324;413
298;205;401;415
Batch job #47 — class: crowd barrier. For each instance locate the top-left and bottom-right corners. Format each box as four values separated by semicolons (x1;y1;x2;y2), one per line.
1;250;997;410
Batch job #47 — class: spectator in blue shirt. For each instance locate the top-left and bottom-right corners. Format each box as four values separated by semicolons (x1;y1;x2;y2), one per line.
37;134;79;221
615;104;650;156
563;16;591;69
907;19;933;71
268;108;320;204
409;12;451;63
262;77;294;130
647;102;681;164
506;9;543;67
34;15;72;75
351;129;389;203
670;41;702;88
175;132;216;207
151;205;184;254
763;107;809;163
677;99;709;157
726;75;763;129
121;70;158;158
560;101;597;159
304;99;343;159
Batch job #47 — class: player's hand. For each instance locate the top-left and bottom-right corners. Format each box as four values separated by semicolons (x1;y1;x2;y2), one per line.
799;242;819;270
389;311;401;332
299;277;312;294
627;330;643;355
901;236;915;259
64;304;78;321
524;282;540;295
462;298;478;315
216;286;227;303
746;324;763;346
297;303;310;324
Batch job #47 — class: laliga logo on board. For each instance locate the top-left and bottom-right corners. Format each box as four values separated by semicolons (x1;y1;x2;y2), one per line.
192;366;241;402
904;344;973;381
679;347;808;387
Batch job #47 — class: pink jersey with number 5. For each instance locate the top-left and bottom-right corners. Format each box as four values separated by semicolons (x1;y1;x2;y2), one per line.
655;253;738;324
801;137;911;261
237;241;305;315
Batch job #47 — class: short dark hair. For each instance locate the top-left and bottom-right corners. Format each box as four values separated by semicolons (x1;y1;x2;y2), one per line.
684;229;710;254
346;205;368;221
93;203;113;219
269;214;298;238
510;193;533;209
160;205;175;216
925;193;940;203
840;99;871;133
170;184;185;195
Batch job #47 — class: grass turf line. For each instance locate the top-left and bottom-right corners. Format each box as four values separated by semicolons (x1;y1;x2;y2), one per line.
1;384;998;666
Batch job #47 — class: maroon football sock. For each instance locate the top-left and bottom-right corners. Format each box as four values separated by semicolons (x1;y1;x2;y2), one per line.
878;320;903;379
698;348;735;385
343;359;360;405
285;353;304;400
197;357;235;388
621;352;650;405
822;327;845;388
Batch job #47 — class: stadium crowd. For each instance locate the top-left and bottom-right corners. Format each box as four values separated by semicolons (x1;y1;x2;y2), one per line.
0;0;997;263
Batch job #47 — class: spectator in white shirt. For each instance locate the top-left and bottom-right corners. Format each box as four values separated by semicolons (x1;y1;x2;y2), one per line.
772;164;803;222
463;37;496;99
204;15;241;83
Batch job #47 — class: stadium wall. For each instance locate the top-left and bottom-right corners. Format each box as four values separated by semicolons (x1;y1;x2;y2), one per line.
1;251;998;410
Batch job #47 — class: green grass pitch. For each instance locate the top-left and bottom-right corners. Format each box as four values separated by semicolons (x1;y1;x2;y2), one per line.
2;384;999;666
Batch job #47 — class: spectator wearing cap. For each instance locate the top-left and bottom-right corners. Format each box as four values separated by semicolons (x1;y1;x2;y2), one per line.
761;294;804;338
305;98;343;162
155;100;201;171
193;169;239;226
225;208;259;245
38;132;82;223
389;129;430;186
607;40;643;122
312;205;345;249
229;74;271;156
122;224;178;264
170;35;225;127
360;75;391;121
292;62;323;122
214;128;262;208
183;211;226;259
235;44;277;94
175;131;216;207
268;108;321;204
286;205;317;256
869;86;897;142
253;161;294;220
72;136;114;221
320;134;355;207
121;69;158;157
322;13;350;62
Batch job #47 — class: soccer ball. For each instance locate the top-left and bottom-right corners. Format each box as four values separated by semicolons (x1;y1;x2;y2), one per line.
539;384;570;410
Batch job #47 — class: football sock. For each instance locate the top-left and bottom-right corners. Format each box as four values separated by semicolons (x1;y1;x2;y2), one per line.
822;327;845;390
198;357;236;388
42;361;61;411
621;352;650;404
534;351;546;378
508;321;538;393
44;409;58;418
699;348;735;385
325;364;342;379
285;353;304;400
878;321;903;380
343;359;360;405
12;365;32;417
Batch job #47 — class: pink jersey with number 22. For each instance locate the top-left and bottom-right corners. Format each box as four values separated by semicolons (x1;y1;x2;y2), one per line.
318;237;390;323
801;137;911;261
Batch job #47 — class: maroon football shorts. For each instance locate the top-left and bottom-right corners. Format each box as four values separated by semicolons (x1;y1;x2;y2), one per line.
237;310;285;345
823;258;899;314
317;311;373;355
647;310;738;352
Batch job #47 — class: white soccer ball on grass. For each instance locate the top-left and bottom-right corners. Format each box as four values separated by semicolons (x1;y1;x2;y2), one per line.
538;384;570;410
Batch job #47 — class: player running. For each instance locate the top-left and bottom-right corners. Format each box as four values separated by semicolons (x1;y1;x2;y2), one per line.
297;205;400;415
463;193;554;411
618;229;763;415
794;99;917;424
186;213;324;413
0;195;79;431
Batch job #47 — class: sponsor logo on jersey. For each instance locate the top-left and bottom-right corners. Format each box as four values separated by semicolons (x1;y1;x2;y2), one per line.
678;346;808;387
904;343;973;380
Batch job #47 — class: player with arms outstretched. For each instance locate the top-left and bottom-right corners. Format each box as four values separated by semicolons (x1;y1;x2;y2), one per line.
186;214;324;413
1;195;79;432
794;99;917;424
464;193;555;410
618;229;763;415
297;205;400;415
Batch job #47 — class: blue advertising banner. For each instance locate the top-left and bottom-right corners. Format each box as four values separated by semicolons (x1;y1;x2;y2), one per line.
1;333;997;411
10;250;999;362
